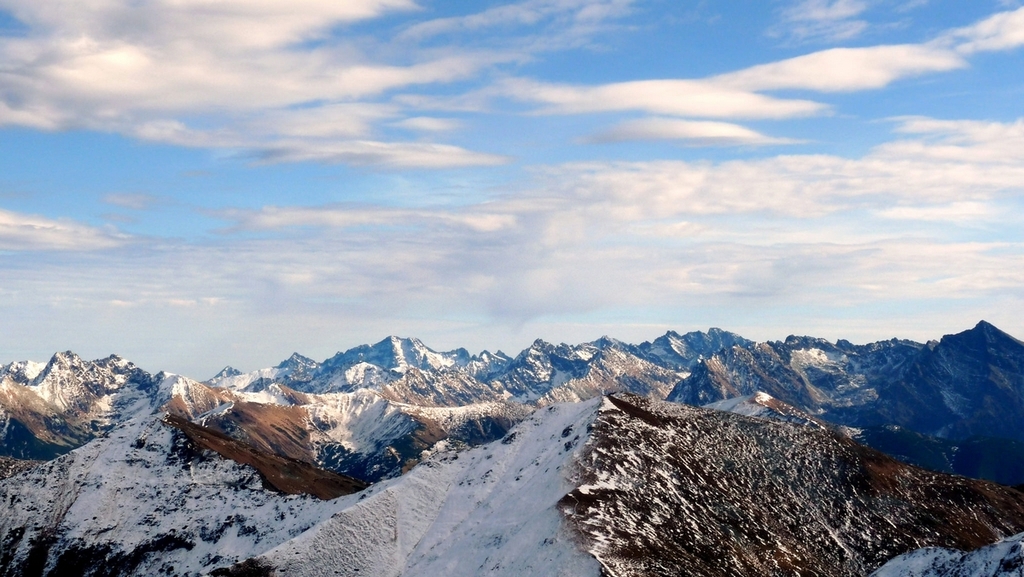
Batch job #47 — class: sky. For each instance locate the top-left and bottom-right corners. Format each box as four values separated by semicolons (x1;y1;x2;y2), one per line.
2;0;1024;378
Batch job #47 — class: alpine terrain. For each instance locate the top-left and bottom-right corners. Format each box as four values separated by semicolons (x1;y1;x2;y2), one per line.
2;323;1024;576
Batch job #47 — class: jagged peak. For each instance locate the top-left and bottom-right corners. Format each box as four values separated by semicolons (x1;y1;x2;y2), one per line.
47;350;84;365
971;320;1023;345
591;335;624;350
944;320;1024;348
211;366;242;379
782;334;834;348
275;352;317;370
376;334;422;348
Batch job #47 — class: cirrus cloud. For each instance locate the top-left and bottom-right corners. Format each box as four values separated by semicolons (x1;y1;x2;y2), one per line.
0;208;126;251
583;118;800;146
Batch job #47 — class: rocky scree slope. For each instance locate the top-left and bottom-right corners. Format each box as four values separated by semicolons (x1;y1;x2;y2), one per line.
562;394;1024;577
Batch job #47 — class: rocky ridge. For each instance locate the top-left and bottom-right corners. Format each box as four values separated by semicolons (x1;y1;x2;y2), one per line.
564;394;1024;576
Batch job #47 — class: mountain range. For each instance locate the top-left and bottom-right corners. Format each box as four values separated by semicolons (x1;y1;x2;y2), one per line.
2;321;1024;575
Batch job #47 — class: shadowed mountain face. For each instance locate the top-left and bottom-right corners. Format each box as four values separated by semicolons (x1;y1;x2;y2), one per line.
669;321;1024;444
853;426;1024;487
562;394;1024;577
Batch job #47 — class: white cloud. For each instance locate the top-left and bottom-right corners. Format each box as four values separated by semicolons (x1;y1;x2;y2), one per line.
0;101;63;130
223;205;516;233
501;41;967;124
714;44;965;92
775;0;870;42
883;116;1024;164
391;116;463;132
250;104;397;139
0;0;1017;170
398;0;634;42
4;116;1024;373
503;77;827;119
249;140;509;168
946;6;1024;54
0;0;513;167
877;202;995;223
2;0;418;51
0;209;126;251
583;118;799;146
788;0;868;21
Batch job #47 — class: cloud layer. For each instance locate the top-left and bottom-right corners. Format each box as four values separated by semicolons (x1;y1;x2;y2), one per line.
3;2;1022;165
2;2;1024;375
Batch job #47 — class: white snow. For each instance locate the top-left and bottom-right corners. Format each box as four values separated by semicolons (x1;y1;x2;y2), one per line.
872;532;1024;576
262;398;603;577
303;389;418;454
208;367;287;392
0;395;606;576
0;413;361;575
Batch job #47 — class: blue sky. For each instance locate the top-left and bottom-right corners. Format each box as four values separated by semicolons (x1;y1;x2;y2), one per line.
2;0;1023;377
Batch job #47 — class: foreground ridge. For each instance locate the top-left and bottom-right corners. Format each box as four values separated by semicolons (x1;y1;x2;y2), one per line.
561;394;1024;576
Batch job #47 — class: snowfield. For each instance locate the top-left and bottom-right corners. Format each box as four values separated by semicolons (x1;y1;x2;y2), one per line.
0;400;604;576
261;399;602;577
872;532;1024;576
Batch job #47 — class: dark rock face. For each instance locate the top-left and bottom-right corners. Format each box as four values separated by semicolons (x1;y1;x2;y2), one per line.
561;394;1024;577
669;321;1024;444
0;456;39;479
888;321;1024;441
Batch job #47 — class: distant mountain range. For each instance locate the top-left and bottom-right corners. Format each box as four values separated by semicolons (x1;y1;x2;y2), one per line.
5;322;1023;483
0;328;745;481
2;321;1024;575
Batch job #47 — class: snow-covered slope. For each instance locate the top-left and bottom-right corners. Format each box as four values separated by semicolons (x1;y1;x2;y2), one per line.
0;399;605;577
0;413;363;576
705;391;828;429
872;532;1024;577
252;399;603;577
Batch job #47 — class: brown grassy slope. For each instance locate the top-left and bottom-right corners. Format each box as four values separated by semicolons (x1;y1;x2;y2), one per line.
163;414;367;500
